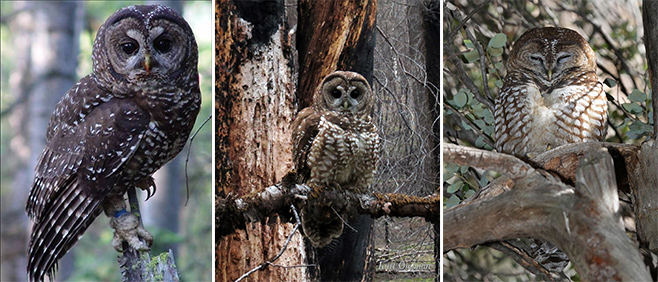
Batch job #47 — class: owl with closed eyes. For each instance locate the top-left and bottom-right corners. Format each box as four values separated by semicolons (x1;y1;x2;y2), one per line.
292;71;380;248
494;27;607;158
493;27;608;273
25;5;200;281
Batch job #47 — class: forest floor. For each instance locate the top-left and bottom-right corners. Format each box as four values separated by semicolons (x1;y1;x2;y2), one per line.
373;217;436;281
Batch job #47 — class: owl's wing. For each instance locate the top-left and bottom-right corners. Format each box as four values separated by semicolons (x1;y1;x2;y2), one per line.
26;81;150;281
291;107;321;183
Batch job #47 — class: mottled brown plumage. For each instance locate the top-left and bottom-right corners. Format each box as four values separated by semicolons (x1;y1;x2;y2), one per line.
493;27;607;272
25;5;200;281
494;27;607;158
292;71;380;247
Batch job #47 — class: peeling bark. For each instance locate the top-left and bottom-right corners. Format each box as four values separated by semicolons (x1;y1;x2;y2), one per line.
215;0;302;281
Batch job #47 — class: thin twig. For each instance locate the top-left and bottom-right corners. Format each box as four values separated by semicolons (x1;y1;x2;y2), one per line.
184;114;211;206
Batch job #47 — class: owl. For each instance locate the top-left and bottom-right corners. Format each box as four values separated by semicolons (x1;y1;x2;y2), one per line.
25;5;200;281
292;71;380;248
494;27;607;158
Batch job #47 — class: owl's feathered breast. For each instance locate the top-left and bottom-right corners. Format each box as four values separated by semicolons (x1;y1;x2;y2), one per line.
293;107;379;192
495;70;606;156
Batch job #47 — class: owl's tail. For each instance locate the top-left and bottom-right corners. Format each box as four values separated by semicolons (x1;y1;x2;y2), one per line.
27;180;102;282
301;202;344;248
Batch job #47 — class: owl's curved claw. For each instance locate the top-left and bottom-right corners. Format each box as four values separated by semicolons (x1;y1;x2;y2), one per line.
136;177;157;201
109;212;153;252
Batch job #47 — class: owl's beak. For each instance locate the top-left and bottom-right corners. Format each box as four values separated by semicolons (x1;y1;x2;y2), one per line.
343;100;349;110
547;69;553;81
143;53;151;74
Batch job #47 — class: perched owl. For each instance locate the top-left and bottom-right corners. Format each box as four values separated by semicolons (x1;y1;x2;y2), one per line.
292;71;380;248
493;27;607;273
494;27;607;158
25;5;200;281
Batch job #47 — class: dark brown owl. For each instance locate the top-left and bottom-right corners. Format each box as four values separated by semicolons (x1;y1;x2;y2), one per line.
25;5;200;281
494;27;607;158
292;71;380;248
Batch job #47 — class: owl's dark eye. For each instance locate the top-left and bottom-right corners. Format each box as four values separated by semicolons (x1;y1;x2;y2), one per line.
121;42;138;55
154;38;173;53
350;90;360;99
529;55;543;63
557;54;572;64
331;89;342;99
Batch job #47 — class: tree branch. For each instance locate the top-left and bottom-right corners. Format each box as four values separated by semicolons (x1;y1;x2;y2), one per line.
216;173;440;238
443;143;534;179
444;145;650;281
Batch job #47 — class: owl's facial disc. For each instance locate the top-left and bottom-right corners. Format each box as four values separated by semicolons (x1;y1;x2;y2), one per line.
114;28;151;79
521;40;586;85
104;17;189;84
325;84;364;113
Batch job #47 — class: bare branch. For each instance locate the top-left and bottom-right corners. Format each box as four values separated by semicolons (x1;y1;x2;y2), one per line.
443;143;534;179
444;147;651;281
216;173;440;238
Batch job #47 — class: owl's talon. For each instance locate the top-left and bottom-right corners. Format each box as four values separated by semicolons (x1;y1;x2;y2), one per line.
109;212;153;252
137;177;156;201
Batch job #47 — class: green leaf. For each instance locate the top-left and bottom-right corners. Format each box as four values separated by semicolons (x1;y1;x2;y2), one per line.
445;195;461;209
463;189;476;199
488;47;503;57
446;181;463;194
454;90;469;108
494;61;504;70
464;39;474;48
479;175;490;187
628;89;646;103
603;78;617;87
627;120;653;139
475;136;486;148
494;79;503;88
460;165;469;174
488;33;507;48
460;120;472;131
483;109;495;124
444;163;459;173
473;119;487;129
622;102;643;115
472;104;486;118
482;125;494;136
463;50;479;63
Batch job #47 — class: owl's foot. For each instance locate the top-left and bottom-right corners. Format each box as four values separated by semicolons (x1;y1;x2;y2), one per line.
136;177;156;201
109;210;153;252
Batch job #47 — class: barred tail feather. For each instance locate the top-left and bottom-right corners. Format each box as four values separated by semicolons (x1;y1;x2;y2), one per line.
27;181;103;282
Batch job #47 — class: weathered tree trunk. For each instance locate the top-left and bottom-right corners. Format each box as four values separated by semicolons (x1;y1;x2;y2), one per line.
632;0;658;253
297;1;377;281
215;0;303;281
423;1;441;279
1;2;82;281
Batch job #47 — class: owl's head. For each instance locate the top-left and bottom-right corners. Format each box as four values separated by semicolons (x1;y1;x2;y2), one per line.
315;71;373;115
508;27;596;84
92;5;198;92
